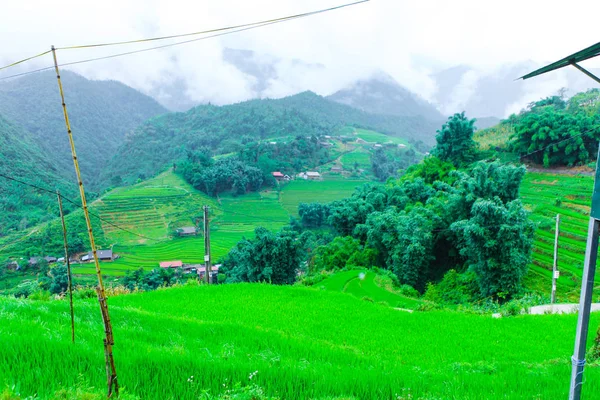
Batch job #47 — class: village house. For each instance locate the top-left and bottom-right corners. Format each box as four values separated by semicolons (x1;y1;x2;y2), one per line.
298;171;322;180
81;249;114;262
6;261;19;270
330;166;343;173
355;138;367;144
176;227;197;237
272;171;285;181
159;260;183;269
44;256;57;264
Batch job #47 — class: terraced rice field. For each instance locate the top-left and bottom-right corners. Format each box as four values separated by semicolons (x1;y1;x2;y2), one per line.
317;269;422;309
354;128;410;145
520;172;597;301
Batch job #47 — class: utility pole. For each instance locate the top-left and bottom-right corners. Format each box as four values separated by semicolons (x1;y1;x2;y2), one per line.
57;190;75;343
569;145;600;400
551;214;560;304
51;46;118;398
203;205;211;284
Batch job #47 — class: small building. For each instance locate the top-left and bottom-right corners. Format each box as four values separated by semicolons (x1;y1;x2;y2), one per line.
82;249;114;262
398;144;407;149
28;257;39;266
356;138;367;144
160;260;183;269
319;141;334;148
177;227;197;237
269;141;277;145
44;256;57;264
6;261;19;270
272;171;285;181
305;171;322;180
57;257;65;263
196;265;221;283
373;144;383;149
330;166;343;173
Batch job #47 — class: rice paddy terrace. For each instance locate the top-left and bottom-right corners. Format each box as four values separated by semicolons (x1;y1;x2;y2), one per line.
79;170;368;276
520;171;598;301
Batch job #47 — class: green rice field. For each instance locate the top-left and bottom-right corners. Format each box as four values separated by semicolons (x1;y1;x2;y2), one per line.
1;283;599;399
317;269;422;309
520;172;597;301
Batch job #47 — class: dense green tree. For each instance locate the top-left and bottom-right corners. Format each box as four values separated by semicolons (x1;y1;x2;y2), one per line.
451;199;534;299
298;203;331;228
311;236;376;272
49;265;69;295
222;227;303;284
431;112;477;166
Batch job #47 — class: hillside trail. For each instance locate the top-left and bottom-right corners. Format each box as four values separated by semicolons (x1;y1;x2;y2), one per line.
528;303;600;315
526;165;594;176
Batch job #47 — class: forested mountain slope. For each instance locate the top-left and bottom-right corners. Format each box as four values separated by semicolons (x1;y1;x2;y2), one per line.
103;91;439;185
0;70;167;189
0;115;79;235
328;72;446;121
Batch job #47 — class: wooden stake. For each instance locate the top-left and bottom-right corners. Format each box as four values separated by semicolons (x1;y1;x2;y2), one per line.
204;205;211;284
51;46;118;398
57;190;75;343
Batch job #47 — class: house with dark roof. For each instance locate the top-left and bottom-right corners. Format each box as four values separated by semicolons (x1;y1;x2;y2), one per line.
81;249;114;262
44;256;57;264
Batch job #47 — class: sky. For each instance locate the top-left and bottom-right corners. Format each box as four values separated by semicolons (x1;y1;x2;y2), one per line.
1;0;600;115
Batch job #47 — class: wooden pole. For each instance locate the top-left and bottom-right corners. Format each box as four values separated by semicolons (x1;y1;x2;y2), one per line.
551;214;560;304
204;206;211;284
57;190;75;343
51;46;118;398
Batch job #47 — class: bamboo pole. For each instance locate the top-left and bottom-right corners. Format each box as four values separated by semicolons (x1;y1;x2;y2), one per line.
57;190;75;343
51;46;118;398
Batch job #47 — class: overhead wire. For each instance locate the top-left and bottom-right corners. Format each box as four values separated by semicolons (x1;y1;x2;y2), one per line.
0;173;163;243
0;0;369;81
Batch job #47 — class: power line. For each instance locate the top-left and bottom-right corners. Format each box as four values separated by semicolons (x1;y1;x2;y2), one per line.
56;0;369;50
0;50;51;72
0;0;369;79
0;173;163;243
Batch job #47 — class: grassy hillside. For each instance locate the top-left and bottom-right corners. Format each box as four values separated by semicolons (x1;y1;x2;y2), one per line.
520;172;597;301
0;115;79;235
102;91;438;185
1;284;599;399
57;170;367;276
0;70;167;189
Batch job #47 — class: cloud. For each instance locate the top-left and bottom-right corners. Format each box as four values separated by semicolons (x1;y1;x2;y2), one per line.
1;0;600;112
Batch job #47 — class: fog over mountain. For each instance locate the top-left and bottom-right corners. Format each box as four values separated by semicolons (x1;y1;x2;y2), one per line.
2;0;600;119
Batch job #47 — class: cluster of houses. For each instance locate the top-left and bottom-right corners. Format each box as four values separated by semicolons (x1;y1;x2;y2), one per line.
26;249;115;266
271;171;322;182
159;260;221;282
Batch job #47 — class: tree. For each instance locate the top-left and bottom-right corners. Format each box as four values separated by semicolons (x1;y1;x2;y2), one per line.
222;227;303;284
49;265;69;295
312;236;375;272
451;198;534;299
298;202;330;228
431;112;477;166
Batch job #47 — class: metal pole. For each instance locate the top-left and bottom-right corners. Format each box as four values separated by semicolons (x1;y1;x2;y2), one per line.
552;214;560;304
569;217;600;399
51;46;118;397
57;190;75;343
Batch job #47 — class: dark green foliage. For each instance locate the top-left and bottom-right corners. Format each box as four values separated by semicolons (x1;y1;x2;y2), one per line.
431;112;478;166
426;270;479;304
451;199;534;299
324;159;532;298
311;236;376;271
222;227;303;285
371;147;419;181
298;202;331;228
103;91;439;185
181;157;264;196
121;267;191;291
49;265;69;295
402;156;456;184
0;70;167;189
510;89;600;167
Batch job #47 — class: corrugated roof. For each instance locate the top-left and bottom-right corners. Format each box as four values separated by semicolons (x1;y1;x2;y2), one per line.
160;260;183;268
520;41;600;80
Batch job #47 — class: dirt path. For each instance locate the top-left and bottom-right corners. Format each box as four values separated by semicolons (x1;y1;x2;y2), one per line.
529;303;600;315
526;166;594;176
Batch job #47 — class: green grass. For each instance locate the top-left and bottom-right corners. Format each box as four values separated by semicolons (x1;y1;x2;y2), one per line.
317;269;421;309
339;148;371;170
2;284;600;399
520;172;597;301
279;178;368;215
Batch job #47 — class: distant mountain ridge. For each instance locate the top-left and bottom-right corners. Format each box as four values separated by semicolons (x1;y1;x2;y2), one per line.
328;72;446;122
0;70;168;189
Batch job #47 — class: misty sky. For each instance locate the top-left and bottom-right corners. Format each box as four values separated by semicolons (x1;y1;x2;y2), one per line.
2;0;600;115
